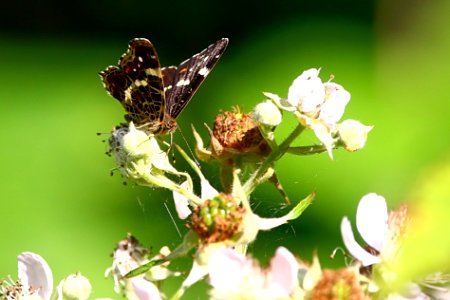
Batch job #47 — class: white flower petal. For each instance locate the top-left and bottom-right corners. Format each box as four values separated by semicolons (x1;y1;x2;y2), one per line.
341;218;381;266
320;82;350;127
200;177;219;200
181;261;208;289
356;193;388;251
269;247;298;296
310;121;335;159
18;252;53;300
208;248;248;292
130;277;161;300
263;92;296;112
287;68;325;112
173;180;192;219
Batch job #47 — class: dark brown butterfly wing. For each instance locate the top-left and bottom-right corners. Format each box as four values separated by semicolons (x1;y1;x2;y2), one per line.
100;38;166;132
100;38;228;134
164;38;228;119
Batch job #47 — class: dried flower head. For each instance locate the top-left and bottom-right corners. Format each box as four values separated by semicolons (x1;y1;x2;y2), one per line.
195;108;271;163
213;109;266;152
310;268;370;300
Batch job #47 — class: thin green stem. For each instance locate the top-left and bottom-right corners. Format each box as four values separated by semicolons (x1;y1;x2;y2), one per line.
243;124;305;194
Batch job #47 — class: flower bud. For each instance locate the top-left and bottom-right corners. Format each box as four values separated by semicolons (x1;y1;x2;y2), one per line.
252;100;282;127
59;272;92;300
337;119;373;152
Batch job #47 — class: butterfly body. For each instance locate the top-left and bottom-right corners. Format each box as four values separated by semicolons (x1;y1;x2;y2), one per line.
100;38;228;135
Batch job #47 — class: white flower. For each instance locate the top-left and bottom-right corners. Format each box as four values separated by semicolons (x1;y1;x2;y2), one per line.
285;69;351;158
3;253;96;300
208;247;299;300
109;122;192;190
340;193;390;266
18;252;53;300
105;235;165;300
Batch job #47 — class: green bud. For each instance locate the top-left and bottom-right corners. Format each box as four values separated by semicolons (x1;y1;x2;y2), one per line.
337;119;373;152
59;272;92;300
253;100;282;127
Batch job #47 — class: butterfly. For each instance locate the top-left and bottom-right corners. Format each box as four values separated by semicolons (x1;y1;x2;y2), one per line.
100;38;228;135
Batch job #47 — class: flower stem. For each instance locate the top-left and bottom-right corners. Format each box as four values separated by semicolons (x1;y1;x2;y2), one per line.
243;123;304;194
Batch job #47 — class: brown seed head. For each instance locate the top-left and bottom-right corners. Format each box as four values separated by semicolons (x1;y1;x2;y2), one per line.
310;268;369;300
212;109;270;156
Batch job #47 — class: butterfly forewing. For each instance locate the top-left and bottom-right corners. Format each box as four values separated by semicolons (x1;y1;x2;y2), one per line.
100;39;166;131
100;37;228;134
165;38;228;119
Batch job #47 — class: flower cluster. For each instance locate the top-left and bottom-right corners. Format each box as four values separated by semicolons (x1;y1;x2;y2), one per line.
91;67;380;299
3;61;448;300
0;252;91;300
266;68;372;158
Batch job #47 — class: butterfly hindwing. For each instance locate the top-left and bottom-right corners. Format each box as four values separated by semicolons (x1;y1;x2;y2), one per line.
161;65;178;99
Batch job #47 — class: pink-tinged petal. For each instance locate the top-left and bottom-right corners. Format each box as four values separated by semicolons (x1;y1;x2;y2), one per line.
341;218;381;266
208;248;247;291
356;193;388;251
320;82;350;127
173;181;192;219
269;247;298;295
287;68;325;112
18;252;53;300
130;277;161;300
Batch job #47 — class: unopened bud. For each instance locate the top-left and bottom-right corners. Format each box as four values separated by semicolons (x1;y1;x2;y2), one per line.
59;272;92;300
252;100;282;127
337;120;373;152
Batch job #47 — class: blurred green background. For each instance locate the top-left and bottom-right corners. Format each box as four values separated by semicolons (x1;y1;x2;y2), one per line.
1;0;449;298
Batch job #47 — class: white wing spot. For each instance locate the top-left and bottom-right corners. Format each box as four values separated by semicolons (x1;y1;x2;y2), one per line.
203;56;209;61
164;85;173;92
138;56;143;62
176;79;190;87
199;67;210;77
